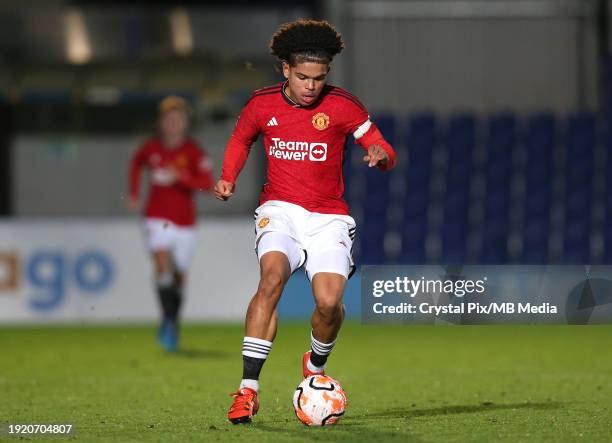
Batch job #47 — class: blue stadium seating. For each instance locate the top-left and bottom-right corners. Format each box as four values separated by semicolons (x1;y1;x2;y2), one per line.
401;221;428;263
480;221;509;264
564;220;591;263
441;222;468;263
522;221;550;263
346;110;609;265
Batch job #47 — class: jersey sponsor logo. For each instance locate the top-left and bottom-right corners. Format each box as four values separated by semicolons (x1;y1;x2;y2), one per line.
312;112;330;131
267;117;279;127
258;217;270;228
151;167;176;186
309;143;327;161
268;138;328;162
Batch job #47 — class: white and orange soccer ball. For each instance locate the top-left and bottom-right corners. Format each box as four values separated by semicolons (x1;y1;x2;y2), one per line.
292;375;347;426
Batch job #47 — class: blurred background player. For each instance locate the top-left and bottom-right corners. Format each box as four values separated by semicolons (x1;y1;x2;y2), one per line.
128;96;215;352
215;19;397;424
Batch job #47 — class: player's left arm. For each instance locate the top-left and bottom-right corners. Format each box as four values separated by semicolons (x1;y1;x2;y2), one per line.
344;98;397;171
355;121;397;170
127;143;148;211
175;146;215;192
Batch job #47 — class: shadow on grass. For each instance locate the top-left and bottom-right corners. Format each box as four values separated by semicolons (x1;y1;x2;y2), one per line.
346;401;561;421
227;402;561;442
248;422;422;442
171;348;232;359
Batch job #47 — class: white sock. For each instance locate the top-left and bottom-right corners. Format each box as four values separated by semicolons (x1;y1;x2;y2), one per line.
306;359;325;373
240;379;259;391
156;271;174;288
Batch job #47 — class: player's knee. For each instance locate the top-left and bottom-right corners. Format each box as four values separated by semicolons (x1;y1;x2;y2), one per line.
315;296;342;319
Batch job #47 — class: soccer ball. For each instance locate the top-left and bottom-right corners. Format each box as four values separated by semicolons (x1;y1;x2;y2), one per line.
293;375;347;426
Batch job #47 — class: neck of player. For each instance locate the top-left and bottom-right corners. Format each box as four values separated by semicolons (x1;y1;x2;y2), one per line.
162;134;185;149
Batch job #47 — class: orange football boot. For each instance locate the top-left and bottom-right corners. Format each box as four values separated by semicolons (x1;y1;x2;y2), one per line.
228;387;259;424
302;350;325;379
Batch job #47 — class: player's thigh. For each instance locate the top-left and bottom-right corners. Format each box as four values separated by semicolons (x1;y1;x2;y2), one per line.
254;201;305;274
257;231;303;275
304;216;356;282
144;218;174;252
172;227;196;273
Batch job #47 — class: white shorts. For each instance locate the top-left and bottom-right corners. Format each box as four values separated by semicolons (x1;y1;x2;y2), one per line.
144;218;196;272
254;200;356;280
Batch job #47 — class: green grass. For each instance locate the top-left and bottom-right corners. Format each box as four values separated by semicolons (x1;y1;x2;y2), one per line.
0;323;611;442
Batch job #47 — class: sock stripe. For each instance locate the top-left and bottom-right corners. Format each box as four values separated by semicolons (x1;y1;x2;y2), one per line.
311;332;336;357
242;343;272;351
242;350;269;359
243;336;273;346
312;341;335;349
242;346;270;355
242;336;273;361
311;345;334;356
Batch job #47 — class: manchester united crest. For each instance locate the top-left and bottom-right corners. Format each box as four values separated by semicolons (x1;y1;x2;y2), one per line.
176;155;188;167
312;112;330;131
258;217;270;229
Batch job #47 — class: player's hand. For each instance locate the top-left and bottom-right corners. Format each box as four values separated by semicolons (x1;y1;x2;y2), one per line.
127;196;139;212
363;145;389;168
214;179;235;201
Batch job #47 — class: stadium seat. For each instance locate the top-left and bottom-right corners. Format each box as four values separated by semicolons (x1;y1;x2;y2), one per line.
441;222;468;263
524;193;551;222
404;189;429;220
372;113;396;147
406;113;436;162
401;221;428;264
447;114;476;149
526;113;556;153
565;189;592;222
480;221;509;264
564;221;591;263
444;192;469;220
359;230;386;264
483;189;511;220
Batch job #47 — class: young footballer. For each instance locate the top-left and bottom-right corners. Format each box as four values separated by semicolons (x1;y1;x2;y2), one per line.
215;20;397;423
129;96;215;352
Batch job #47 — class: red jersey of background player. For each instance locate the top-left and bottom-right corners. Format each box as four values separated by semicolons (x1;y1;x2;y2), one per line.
129;138;214;226
221;82;396;215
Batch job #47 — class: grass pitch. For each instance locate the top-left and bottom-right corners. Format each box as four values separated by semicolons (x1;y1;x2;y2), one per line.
1;323;610;442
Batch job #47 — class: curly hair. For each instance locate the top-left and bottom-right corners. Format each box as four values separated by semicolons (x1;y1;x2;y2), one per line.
269;19;344;66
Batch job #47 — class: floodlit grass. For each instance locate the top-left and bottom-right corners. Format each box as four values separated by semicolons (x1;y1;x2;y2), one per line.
1;323;610;442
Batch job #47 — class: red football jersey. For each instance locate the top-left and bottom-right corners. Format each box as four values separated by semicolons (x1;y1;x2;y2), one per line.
221;82;396;215
129;137;215;226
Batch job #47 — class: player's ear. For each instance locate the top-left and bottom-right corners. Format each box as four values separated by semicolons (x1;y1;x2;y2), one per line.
282;61;290;79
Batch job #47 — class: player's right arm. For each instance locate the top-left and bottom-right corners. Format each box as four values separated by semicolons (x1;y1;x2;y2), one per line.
127;143;149;211
215;98;261;201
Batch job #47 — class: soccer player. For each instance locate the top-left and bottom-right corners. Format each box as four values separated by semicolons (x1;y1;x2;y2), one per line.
215;20;397;423
128;96;215;352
